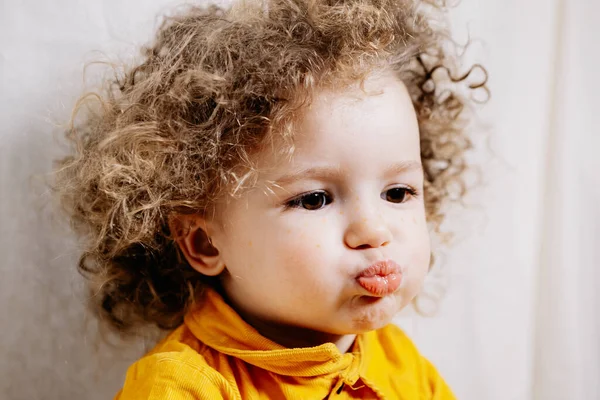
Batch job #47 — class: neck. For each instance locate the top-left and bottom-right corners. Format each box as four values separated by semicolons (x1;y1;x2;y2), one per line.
216;285;357;353
240;310;357;353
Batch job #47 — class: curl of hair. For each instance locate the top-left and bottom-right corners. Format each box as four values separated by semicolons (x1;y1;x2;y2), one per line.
54;0;488;334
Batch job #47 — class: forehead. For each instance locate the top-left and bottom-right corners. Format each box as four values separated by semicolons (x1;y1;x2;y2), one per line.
299;73;416;144
256;71;421;177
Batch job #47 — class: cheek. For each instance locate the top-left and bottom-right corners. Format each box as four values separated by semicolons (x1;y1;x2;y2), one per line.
413;234;431;291
277;219;333;269
405;211;431;270
227;215;334;276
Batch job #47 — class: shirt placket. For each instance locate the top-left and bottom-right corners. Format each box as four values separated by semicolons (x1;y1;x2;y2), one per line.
326;353;365;399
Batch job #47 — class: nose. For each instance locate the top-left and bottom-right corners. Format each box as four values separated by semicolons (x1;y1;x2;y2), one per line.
343;208;393;250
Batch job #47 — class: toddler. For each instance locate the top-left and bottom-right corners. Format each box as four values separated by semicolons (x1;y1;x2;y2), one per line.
55;0;487;398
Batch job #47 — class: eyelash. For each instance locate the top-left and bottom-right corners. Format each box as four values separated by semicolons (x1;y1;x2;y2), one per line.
285;190;333;211
285;186;419;211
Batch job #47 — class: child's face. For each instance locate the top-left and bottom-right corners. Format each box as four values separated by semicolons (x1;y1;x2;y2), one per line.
204;71;430;337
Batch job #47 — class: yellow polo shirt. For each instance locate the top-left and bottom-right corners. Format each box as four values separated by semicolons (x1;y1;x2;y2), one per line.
115;288;455;399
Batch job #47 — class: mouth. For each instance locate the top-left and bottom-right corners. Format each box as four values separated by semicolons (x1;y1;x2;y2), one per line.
355;260;403;297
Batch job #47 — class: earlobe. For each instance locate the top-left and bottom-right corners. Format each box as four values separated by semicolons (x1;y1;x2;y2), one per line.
169;214;226;277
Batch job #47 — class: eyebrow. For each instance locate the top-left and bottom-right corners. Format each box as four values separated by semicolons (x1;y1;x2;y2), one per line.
272;160;423;186
382;160;423;178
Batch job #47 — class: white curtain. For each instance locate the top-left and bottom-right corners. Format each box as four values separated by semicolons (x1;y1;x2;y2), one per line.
530;0;600;398
1;0;597;399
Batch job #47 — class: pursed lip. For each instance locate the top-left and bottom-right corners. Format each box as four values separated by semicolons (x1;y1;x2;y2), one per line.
355;259;403;296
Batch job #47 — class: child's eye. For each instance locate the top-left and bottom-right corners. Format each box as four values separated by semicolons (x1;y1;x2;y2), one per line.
381;186;417;204
287;191;333;211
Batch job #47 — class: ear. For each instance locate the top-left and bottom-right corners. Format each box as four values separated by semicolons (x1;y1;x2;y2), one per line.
168;214;226;276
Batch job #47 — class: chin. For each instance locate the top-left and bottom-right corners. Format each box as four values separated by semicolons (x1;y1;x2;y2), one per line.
347;294;401;333
349;320;391;334
316;316;391;337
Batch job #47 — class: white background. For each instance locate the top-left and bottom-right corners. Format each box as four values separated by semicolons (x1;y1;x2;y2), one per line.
1;0;598;399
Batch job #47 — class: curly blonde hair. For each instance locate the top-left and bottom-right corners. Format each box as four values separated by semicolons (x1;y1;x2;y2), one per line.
54;0;488;334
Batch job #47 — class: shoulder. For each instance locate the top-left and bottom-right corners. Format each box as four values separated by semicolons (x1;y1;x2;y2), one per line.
368;324;456;399
371;323;422;360
114;328;237;400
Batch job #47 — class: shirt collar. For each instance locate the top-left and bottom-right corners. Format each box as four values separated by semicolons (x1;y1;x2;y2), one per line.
183;287;364;380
